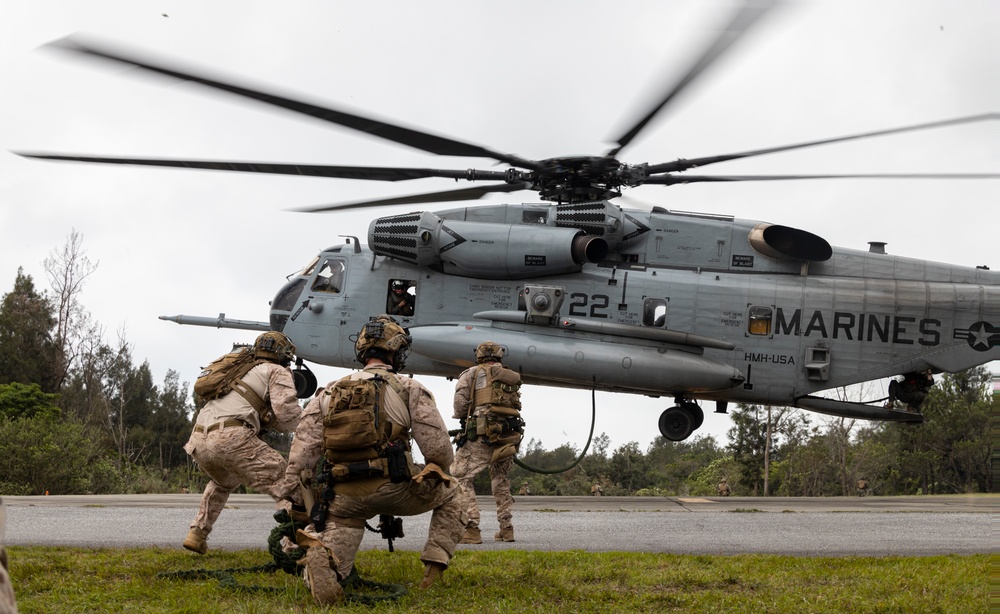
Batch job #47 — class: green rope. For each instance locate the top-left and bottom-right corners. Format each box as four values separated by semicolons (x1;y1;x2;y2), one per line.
513;387;597;474
157;509;407;603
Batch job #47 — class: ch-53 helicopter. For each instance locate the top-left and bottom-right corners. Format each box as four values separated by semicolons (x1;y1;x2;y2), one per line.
18;3;1000;442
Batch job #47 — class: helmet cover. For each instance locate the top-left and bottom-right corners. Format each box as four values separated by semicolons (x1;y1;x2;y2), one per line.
354;314;412;367
475;341;505;363
253;331;296;363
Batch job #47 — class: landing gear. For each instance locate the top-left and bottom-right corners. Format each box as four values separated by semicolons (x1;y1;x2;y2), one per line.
657;399;704;442
292;360;318;398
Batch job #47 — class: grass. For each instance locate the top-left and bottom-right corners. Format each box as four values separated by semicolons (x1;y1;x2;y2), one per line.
6;546;987;613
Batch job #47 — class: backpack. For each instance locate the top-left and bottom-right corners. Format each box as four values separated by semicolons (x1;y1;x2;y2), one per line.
194;347;271;425
322;370;411;482
467;365;524;447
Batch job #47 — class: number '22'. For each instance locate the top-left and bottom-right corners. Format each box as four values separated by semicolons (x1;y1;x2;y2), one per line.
568;293;610;318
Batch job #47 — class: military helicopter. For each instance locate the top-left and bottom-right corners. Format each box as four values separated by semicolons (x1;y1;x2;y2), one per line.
17;3;1000;442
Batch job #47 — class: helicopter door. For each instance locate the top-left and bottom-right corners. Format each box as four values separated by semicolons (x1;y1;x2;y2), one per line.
287;256;349;364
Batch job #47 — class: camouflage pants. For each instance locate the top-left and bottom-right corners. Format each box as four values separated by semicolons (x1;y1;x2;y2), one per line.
451;439;514;530
0;547;15;614
317;478;464;579
184;425;288;534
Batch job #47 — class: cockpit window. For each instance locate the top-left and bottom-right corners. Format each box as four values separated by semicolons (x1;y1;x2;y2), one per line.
311;259;346;293
522;210;548;224
643;298;668;327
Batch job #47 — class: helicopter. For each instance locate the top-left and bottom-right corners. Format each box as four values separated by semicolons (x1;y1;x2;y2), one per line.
15;3;1000;442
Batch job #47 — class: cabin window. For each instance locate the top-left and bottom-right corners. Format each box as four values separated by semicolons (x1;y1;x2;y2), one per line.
643;298;668;327
311;259;346;293
387;279;416;317
747;306;772;336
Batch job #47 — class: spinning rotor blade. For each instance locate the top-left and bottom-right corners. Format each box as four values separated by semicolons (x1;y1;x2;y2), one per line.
44;36;539;170
646;114;999;175
646;172;1000;185
14;152;510;183
294;182;534;213
608;0;776;157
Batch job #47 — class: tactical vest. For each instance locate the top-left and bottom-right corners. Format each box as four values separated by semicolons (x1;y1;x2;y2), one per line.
467;364;524;448
321;368;413;483
194;348;275;428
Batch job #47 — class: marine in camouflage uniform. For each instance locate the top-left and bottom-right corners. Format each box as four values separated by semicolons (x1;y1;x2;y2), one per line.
451;341;523;544
0;497;17;614
182;331;303;554
277;315;463;605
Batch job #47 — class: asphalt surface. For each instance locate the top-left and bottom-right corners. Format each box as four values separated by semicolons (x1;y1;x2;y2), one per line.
3;494;994;556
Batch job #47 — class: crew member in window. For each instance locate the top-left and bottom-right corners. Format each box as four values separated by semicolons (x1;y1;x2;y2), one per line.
387;280;415;316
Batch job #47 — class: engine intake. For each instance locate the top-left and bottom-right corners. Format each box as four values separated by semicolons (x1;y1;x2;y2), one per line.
748;223;832;262
369;212;608;279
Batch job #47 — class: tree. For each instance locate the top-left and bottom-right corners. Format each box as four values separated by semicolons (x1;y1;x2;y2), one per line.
0;382;61;421
887;369;992;494
727;404;767;495
607;441;649;493
0;268;61;391
44;229;99;389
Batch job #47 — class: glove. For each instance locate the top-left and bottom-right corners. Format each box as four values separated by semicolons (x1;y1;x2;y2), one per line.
411;462;454;487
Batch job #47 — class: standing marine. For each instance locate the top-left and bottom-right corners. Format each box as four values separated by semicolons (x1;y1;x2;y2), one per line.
277;315;463;605
451;341;525;544
182;331;303;555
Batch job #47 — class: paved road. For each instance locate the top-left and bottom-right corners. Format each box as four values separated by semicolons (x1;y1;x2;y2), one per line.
4;494;994;556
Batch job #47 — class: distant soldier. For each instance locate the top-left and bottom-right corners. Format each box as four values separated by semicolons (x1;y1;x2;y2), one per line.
717;478;731;496
857;477;870;497
452;341;525;544
518;481;531;496
182;331;303;555
591;482;603;496
277;315;463;604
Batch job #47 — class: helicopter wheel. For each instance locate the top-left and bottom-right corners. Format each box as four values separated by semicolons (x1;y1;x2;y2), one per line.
658;407;694;442
292;366;318;399
683;401;705;431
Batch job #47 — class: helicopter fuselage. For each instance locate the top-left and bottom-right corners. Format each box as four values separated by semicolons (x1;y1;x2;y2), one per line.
206;201;997;440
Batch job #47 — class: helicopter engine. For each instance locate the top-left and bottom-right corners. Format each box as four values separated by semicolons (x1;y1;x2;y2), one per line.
369;211;608;280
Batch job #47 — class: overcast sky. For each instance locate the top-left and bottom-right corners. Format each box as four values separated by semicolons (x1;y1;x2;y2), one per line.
1;1;997;452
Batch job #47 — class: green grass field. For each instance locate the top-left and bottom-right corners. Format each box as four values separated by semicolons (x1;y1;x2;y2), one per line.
5;546;988;613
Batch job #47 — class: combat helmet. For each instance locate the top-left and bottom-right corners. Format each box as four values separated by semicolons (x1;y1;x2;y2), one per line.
253;331;296;365
475;341;505;364
354;314;412;370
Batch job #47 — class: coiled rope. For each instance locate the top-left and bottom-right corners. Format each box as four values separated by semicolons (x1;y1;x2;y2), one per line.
156;509;406;604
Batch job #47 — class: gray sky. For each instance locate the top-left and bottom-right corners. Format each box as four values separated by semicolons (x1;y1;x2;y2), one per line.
1;0;997;452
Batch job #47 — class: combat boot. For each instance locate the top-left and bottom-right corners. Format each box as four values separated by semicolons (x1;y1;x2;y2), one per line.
303;544;344;605
419;562;446;588
494;527;515;542
182;528;208;554
459;526;482;544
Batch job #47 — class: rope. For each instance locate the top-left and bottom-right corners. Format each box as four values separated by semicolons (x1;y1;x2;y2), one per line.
513;386;597;474
156;509;407;604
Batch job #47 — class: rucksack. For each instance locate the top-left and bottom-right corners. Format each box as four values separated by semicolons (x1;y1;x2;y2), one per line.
194;347;271;424
322;370;411;482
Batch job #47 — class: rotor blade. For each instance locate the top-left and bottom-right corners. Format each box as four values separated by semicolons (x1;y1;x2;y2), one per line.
645;113;1000;175
43;36;540;170
645;172;1000;185
294;182;534;213
608;0;776;157
14;152;511;183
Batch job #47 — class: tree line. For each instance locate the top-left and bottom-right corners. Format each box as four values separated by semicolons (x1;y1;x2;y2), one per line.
0;233;993;497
